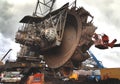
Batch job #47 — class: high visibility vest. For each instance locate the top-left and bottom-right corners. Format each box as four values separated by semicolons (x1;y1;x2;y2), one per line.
31;73;44;84
69;73;79;80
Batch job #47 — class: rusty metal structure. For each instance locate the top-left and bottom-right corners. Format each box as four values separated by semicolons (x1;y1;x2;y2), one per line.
15;0;96;69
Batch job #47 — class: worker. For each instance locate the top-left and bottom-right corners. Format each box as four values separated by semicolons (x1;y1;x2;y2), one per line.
92;33;117;49
26;72;44;84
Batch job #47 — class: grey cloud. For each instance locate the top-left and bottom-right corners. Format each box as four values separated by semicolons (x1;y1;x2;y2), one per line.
0;0;36;38
83;0;120;29
0;1;13;20
0;0;15;38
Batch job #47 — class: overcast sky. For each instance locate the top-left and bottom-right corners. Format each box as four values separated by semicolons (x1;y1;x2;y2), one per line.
0;0;120;68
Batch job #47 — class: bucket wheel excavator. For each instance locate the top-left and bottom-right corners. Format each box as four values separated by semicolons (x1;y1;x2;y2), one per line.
15;0;96;69
1;0;120;84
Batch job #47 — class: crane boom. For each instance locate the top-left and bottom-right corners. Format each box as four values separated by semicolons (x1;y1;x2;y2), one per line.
88;50;104;69
1;49;12;61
